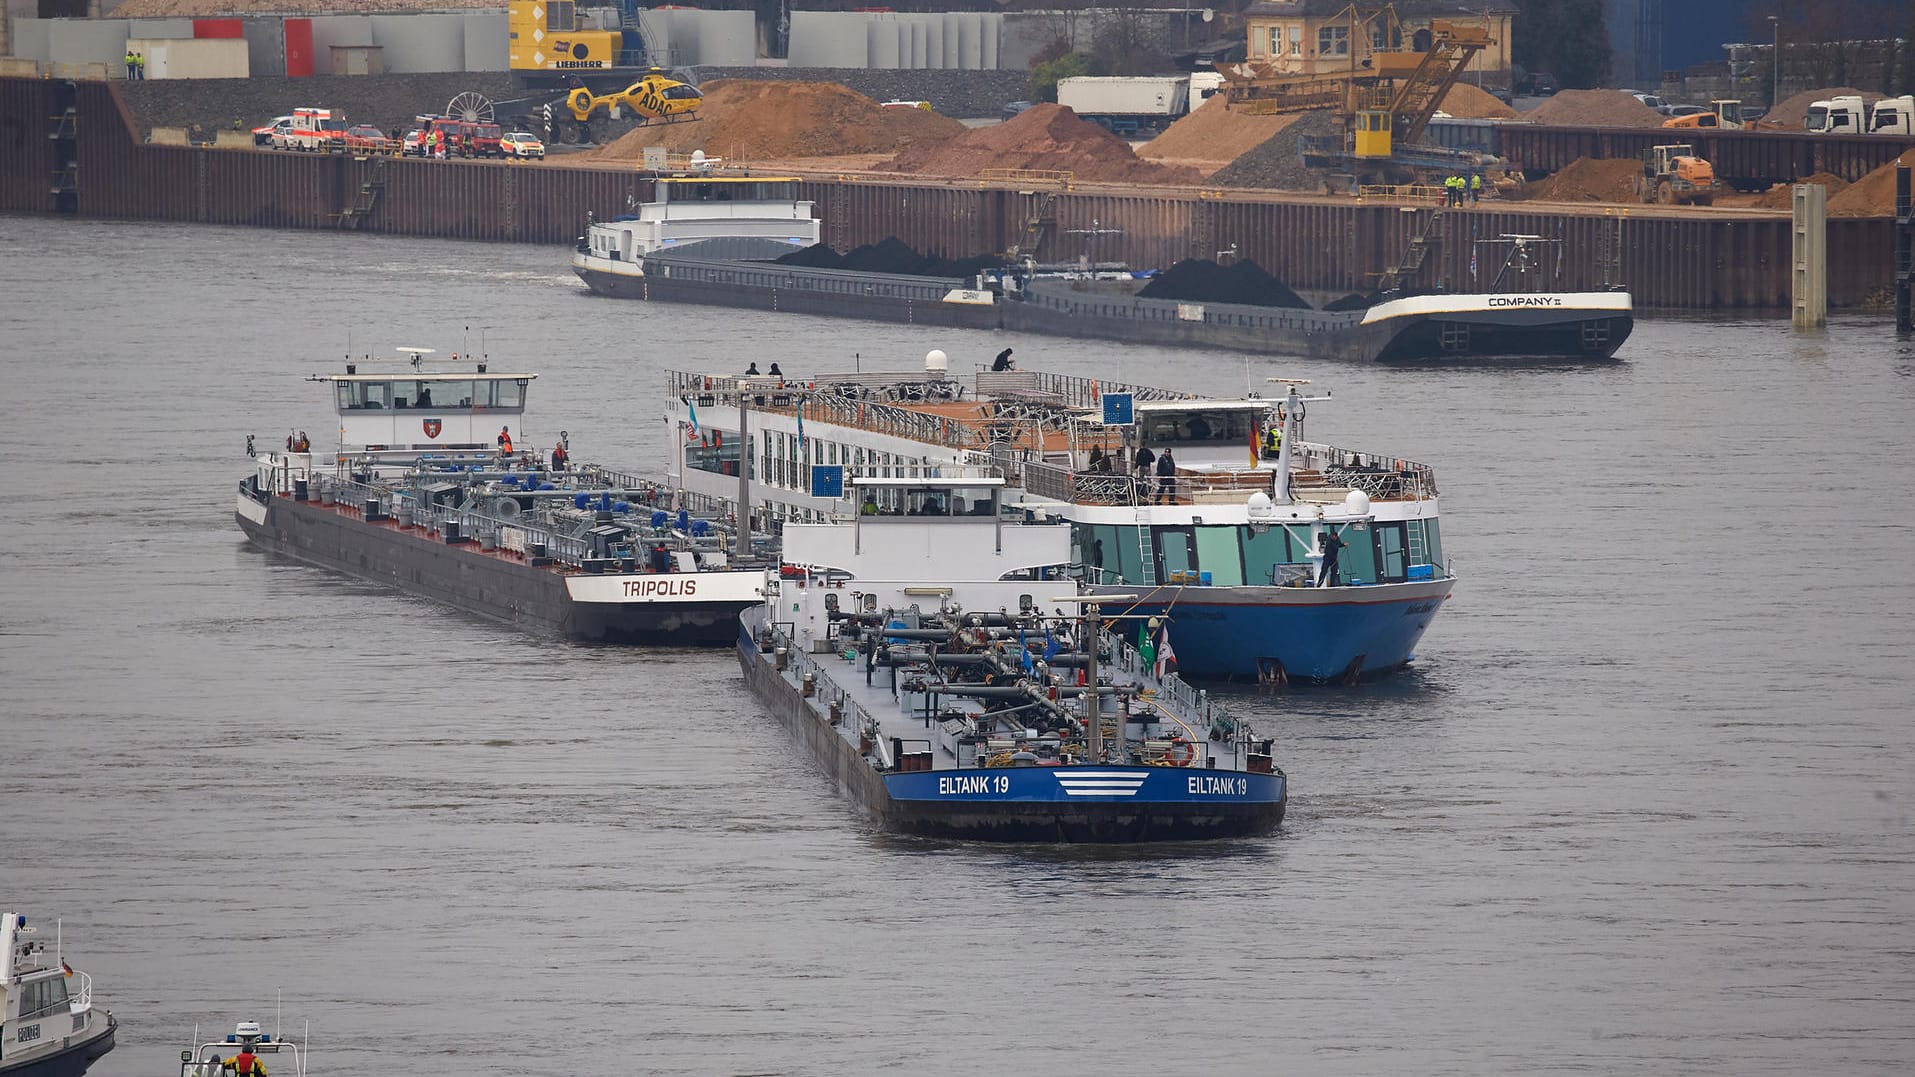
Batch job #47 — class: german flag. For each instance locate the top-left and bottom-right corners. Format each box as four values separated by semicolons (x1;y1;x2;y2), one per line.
61;960;73;977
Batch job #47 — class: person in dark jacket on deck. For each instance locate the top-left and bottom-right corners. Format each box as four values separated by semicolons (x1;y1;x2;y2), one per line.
1154;448;1177;505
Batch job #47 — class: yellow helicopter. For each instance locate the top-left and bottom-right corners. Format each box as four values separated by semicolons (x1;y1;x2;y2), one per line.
566;71;703;125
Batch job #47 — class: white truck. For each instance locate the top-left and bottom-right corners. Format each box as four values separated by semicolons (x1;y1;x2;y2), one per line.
1057;76;1192;137
1804;94;1915;136
1866;95;1914;135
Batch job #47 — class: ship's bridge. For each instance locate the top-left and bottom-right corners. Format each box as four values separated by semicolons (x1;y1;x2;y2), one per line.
319;350;537;456
1127;399;1271;466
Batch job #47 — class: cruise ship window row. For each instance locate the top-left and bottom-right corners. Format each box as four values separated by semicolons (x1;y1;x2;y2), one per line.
1079;519;1441;587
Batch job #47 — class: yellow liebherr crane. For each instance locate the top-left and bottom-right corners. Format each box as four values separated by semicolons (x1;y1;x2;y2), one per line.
1217;3;1491;162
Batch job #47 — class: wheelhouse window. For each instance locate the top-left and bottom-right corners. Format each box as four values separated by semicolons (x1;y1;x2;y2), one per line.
1139;408;1256;447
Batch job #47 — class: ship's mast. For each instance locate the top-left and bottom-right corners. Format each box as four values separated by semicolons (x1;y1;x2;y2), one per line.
1267;378;1330;506
735;382;751;558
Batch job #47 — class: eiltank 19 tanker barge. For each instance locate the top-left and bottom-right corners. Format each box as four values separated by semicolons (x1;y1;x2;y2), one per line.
741;471;1286;842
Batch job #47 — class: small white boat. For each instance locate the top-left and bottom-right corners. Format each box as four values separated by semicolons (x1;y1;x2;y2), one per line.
177;1021;307;1077
0;913;115;1077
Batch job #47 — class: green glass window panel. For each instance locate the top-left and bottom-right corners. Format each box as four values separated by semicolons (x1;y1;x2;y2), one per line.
1241;525;1288;586
1338;524;1378;584
1114;526;1144;584
1196;526;1244;586
1158;528;1196;578
1424;518;1443;566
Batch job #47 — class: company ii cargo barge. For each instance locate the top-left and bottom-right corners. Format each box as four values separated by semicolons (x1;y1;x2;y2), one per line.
236;350;766;644
571;177;1632;361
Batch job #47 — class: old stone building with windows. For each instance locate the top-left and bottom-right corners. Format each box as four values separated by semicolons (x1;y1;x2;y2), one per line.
1243;0;1516;78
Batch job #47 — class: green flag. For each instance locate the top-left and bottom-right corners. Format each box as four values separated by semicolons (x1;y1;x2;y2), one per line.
1137;620;1155;671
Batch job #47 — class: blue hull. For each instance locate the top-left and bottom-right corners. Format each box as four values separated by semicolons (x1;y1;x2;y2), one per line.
1117;582;1453;682
882;766;1286;842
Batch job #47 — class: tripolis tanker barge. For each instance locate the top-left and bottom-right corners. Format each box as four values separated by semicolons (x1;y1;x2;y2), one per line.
235;349;768;644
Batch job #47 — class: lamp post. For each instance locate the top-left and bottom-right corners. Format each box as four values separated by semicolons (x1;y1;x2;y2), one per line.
1769;15;1780;108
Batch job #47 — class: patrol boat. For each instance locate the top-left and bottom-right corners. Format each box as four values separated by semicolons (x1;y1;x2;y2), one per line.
235;349;769;644
670;360;1453;682
741;472;1286;842
177;1022;306;1077
0;913;115;1077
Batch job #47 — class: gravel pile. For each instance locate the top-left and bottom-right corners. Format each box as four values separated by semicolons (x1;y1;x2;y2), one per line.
1754;172;1848;210
1828;152;1915;217
592;80;961;161
1138;99;1303;164
1524;89;1664;127
1136;258;1309;308
884;104;1199;184
1511;156;1643;202
777;238;1001;277
1438;83;1519;120
1206;109;1340;190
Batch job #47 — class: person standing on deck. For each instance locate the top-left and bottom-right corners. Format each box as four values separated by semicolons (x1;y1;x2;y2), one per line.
1132;444;1156;501
125;50;136;79
1469;173;1482;204
1317;528;1345;587
1154;448;1177;505
497;426;513;454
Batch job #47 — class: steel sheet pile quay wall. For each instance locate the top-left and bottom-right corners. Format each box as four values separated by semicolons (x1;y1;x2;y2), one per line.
1499;125;1915;184
0;78;57;214
0;77;1899;311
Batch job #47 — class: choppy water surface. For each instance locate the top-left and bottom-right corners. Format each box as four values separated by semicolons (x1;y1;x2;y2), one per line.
2;216;1912;1076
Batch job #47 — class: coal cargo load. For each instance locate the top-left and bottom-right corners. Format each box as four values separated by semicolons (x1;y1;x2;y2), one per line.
1138;259;1311;309
775;238;1002;278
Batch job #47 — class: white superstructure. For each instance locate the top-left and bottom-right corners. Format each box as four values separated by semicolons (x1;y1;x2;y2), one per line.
573;175;820;280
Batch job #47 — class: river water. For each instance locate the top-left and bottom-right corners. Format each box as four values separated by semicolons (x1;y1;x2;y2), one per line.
2;215;1912;1076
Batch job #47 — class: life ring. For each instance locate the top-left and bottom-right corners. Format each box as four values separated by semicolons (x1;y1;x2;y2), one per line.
1165;737;1195;767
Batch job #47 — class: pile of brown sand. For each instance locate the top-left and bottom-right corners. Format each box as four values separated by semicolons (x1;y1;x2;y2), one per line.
1524;89;1665;127
1753;172;1849;210
1437;83;1519;120
1767;87;1885;129
1138;98;1303;163
1828;152;1915;217
1515;157;1643;202
884;104;1200;184
591;80;963;162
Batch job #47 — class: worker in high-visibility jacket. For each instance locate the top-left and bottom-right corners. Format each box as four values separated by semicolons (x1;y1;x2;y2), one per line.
497;426;514;454
221;1047;267;1076
1263;425;1281;458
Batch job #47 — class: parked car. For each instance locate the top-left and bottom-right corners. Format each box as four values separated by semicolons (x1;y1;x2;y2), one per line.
1516;72;1558;96
1630;92;1667;112
1665;104;1706;118
251;115;293;147
1001;100;1035;120
501;131;545;160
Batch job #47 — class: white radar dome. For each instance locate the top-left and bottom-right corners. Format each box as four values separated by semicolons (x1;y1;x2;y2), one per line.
1343;490;1372;516
1246;491;1275;517
924;349;949;373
